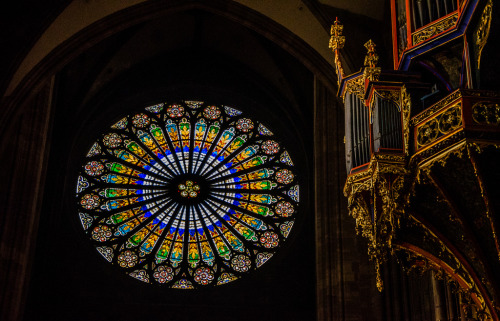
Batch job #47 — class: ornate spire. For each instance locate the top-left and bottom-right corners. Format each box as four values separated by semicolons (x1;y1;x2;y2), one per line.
363;39;381;81
329;17;345;51
329;17;346;84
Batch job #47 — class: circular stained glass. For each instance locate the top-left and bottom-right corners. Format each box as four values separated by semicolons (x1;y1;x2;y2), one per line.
76;100;299;288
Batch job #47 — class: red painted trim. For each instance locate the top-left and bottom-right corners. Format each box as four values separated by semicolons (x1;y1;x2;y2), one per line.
401;214;499;321
391;0;399;69
405;0;412;47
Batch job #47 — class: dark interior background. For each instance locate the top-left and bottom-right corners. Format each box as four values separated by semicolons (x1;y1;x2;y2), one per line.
23;10;317;321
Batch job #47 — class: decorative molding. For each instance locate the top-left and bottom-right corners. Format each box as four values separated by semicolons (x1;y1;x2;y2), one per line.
344;154;408;291
472;101;500;125
417;118;440;147
329;18;346;86
344;76;365;100
462;89;500;98
412;90;462;126
412;13;458;45
394;240;494;321
437;103;462;134
401;86;411;155
372;89;401;110
363;40;381;82
466;145;500;262
475;0;493;69
329;18;345;51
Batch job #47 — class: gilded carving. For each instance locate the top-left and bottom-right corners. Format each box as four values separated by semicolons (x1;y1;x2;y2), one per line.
394;216;495;320
475;0;493;69
344;154;408;292
472;101;500;125
438;103;462;134
462;89;500;98
329;18;346;84
416;102;462;148
363;40;381;81
412;13;458;45
371;89;401;113
417;119;439;147
466;145;500;262
372;153;406;163
329;18;345;51
401;86;411;155
344;75;365;100
411;90;462;126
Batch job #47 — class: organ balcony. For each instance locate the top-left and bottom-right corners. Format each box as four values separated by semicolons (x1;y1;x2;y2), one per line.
330;1;499;317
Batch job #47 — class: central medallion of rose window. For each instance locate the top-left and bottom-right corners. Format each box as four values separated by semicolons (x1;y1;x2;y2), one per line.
76;100;300;289
178;180;200;198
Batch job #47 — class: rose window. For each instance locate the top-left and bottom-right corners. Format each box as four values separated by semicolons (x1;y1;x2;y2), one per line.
76;100;299;288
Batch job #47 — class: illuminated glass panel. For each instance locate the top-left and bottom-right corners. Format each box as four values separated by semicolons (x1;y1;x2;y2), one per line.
76;101;299;288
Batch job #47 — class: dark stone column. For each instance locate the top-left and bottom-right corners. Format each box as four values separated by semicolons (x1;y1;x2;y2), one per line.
314;78;384;321
0;78;54;321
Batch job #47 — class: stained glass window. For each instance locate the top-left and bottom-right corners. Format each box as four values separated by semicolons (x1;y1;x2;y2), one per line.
76;101;299;288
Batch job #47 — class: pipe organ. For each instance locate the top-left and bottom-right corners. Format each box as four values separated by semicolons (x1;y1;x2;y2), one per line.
331;0;499;319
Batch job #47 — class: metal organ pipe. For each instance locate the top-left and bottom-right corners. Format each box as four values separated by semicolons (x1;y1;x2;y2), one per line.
426;0;433;23
363;100;369;164
356;95;363;166
352;93;357;168
345;93;353;173
413;0;457;30
344;92;372;171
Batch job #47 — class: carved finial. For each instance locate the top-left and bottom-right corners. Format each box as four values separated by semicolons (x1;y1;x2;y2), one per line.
329;18;346;84
363;39;381;81
329;17;345;51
